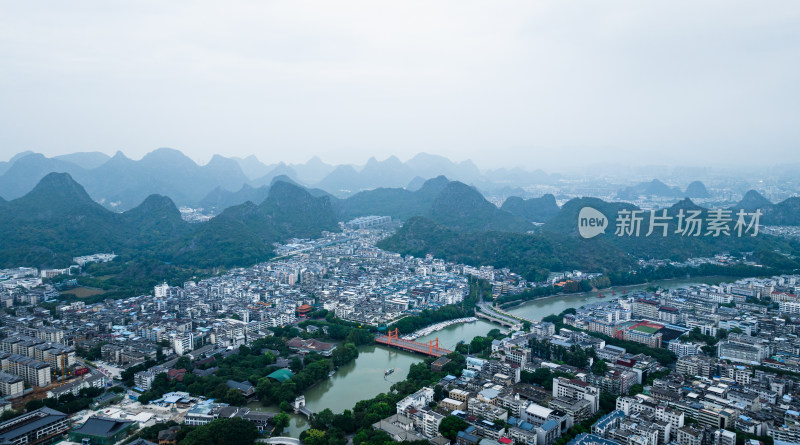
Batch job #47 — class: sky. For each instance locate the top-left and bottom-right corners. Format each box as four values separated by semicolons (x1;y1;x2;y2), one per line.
1;1;798;170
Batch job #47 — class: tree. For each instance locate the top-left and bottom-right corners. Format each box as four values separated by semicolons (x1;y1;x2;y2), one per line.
600;392;617;412
289;356;303;373
591;359;608;376
522;320;532;332
439;415;469;440
180;417;258;445
223;388;246;406
0;410;20;422
272;412;290;435
313;408;334;429
332;411;356;433
175;355;193;371
433;385;446;402
300;428;327;445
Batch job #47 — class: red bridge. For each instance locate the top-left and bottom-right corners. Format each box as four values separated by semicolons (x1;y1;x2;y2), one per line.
375;328;452;357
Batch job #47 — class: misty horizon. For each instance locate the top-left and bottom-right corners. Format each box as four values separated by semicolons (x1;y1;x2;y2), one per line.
2;1;799;170
4;148;800;178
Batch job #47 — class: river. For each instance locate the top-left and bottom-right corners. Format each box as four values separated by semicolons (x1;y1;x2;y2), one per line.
251;275;739;437
248;319;498;437
505;275;740;321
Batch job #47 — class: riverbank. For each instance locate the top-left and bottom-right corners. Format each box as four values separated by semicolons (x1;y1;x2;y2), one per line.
498;275;744;309
247;319;497;438
498;287;628;310
506;275;742;321
401;317;477;340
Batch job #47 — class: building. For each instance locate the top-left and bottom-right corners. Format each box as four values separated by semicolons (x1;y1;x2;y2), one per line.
668;341;700;358
697;407;736;430
154;282;169;299
553;377;600;414
46;373;110;400
538;419;562;445
717;342;763;365
549;397;593;424
432;356;452;373
286;337;336;356
592;410;626;437
397;387;434;414
676;355;716;378
0;371;24;398
523;403;554;426
346;215;392;229
371;414;426;442
0;407;70;445
449;389;470;403
173;333;194;356
69;416;136;445
676;425;704;445
0;353;51;387
569;433;623;445
713;429;736;445
587;369;637;395
134;370;157;391
440;397;466;412
632;300;660;319
420;409;445;438
473;419;506;441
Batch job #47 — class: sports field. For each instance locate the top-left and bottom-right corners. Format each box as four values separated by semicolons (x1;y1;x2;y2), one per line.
633;325;660;334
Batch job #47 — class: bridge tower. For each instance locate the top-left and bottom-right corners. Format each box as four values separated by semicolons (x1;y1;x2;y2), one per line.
387;328;399;344
293;395;306;413
428;338;439;354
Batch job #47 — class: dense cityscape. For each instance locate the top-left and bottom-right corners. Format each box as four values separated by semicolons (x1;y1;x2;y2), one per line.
2;2;799;444
1;216;800;445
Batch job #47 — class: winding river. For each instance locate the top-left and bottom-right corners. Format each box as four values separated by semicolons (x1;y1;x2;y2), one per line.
250;275;739;437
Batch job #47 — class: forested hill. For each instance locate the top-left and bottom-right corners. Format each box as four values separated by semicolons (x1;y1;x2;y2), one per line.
541;196;800;261
377;216;635;281
500;194;560;223
333;176;534;232
0;173;339;269
731;190;800;225
379;198;800;282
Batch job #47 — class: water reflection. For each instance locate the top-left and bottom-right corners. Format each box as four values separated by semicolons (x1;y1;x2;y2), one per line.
248;319;497;437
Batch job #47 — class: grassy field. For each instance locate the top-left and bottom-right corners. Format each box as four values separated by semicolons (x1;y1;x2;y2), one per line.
60;287;106;298
633;325;659;334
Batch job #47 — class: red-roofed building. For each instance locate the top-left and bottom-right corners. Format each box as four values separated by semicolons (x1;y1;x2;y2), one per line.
296;304;313;316
167;368;186;382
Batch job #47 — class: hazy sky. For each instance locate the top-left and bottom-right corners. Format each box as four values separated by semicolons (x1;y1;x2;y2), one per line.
1;1;798;170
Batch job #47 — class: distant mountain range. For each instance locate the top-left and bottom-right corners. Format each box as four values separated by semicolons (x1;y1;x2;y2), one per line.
616;179;710;200
0;149;563;210
0;149;249;211
0;173;339;268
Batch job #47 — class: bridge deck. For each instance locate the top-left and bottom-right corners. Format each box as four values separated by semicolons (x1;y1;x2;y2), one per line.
375;335;452;357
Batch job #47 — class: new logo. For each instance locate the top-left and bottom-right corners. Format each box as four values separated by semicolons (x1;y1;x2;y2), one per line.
578;207;608;239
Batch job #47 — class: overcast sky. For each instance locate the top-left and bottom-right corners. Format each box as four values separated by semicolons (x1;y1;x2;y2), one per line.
1;1;798;170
